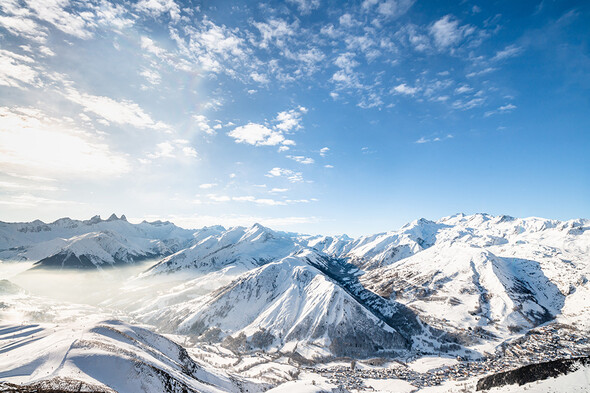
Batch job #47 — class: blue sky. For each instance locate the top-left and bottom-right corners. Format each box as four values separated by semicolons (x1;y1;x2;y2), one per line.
0;0;588;235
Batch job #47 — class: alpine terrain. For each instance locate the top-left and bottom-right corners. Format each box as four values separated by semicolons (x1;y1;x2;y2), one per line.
1;213;589;392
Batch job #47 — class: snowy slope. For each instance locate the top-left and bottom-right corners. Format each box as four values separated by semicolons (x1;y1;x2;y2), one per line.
0;320;261;393
138;250;418;359
361;243;564;339
0;283;264;393
145;223;303;275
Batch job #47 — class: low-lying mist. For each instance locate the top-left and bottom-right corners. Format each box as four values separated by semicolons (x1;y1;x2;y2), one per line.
0;260;237;331
0;260;168;306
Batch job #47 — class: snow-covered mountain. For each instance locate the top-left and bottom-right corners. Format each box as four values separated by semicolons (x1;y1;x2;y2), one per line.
139;250;429;359
145;223;303;276
0;214;196;269
2;213;589;362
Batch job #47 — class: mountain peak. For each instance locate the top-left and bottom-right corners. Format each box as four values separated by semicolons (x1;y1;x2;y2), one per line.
84;215;102;225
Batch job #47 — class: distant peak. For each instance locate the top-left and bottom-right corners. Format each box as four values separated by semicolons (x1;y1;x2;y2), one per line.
120;214;128;222
146;219;172;226
249;222;272;233
85;215;102;225
107;213;119;221
496;214;515;223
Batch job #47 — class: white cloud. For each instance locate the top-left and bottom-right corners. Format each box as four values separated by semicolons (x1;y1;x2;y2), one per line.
287;155;315;165
199;183;217;189
324;164;334;168
392;83;418;95
250;71;269;84
498;103;516;111
320;147;330;157
93;1;134;30
188;19;248;74
26;0;93;39
146;140;197;160
253;18;297;49
466;67;497;78
232;196;286;206
182;146;198;157
429;15;471;49
0;14;46;42
403;24;431;52
339;14;359;28
0;107;130;178
193;115;215;135
452;97;485;110
484;103;517;117
492;45;522;61
0;180;59;192
266;167;304;183
229;123;285;146
270;188;288;193
0;49;39;88
287;0;320;15
455;84;473;94
334;52;359;73
376;0;415;18
140;36;167;57
39;46;56;57
229;107;306;148
140;68;161;85
415;134;453;144
135;0;180;21
358;92;383;109
275;108;305;132
63;88;169;131
147;142;175;158
207;194;231;202
0;193;79;207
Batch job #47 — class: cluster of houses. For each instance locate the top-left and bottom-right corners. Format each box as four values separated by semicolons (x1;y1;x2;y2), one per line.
312;323;590;391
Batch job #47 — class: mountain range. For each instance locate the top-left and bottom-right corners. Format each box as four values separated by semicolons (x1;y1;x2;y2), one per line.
1;213;588;363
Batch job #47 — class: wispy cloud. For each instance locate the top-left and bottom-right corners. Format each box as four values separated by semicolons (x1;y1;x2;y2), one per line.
0;49;39;88
415;134;453;144
492;44;523;61
193;115;215;135
266;167;304;183
0;106;130;178
484;103;517;117
429;15;474;50
287;155;315;164
63;88;170;131
287;0;320;15
0;193;81;207
135;0;180;22
392;83;419;95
